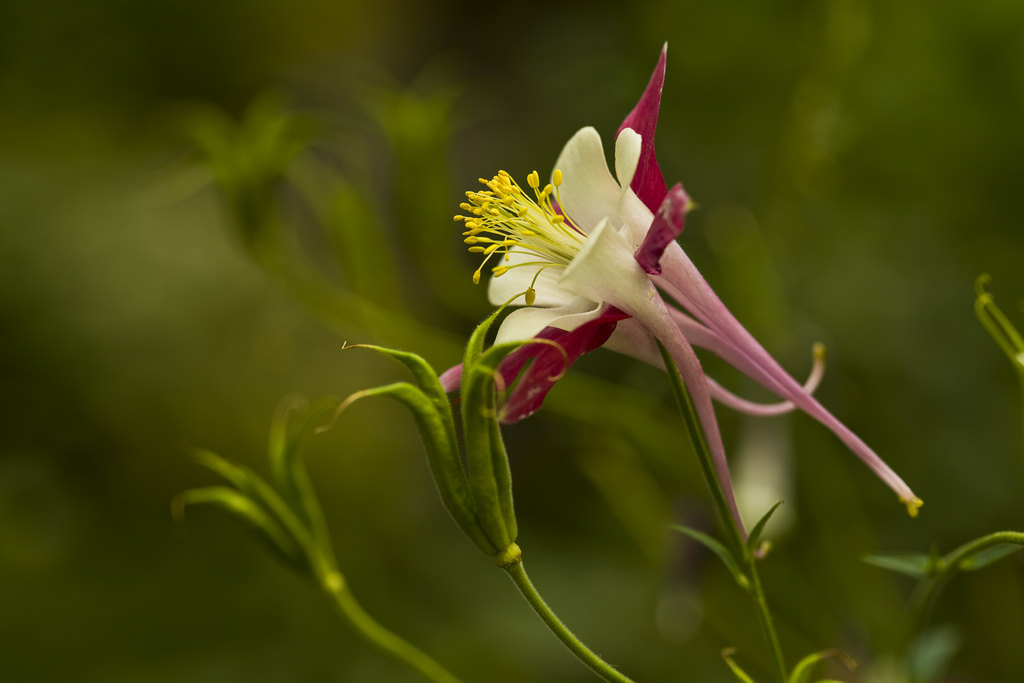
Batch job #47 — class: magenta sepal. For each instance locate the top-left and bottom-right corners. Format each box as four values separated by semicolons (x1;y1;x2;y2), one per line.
498;306;630;422
635;182;689;275
617;44;668;212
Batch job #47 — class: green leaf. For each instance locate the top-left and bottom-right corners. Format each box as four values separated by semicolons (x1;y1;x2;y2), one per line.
174;487;307;571
747;500;783;555
862;552;933;578
788;649;857;683
958;543;1024;571
671;524;749;589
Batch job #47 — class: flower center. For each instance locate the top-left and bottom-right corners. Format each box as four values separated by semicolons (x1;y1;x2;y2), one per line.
455;169;585;289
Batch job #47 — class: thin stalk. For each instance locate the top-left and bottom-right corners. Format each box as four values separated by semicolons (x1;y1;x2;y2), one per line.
321;570;464;683
657;341;787;682
745;560;787;683
503;557;634;683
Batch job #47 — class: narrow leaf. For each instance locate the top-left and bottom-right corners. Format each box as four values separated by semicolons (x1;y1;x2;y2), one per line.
174;487;307;571
747;500;784;555
958;543;1024;571
268;395;341;555
671;524;748;589
862;552;933;578
192;449;314;552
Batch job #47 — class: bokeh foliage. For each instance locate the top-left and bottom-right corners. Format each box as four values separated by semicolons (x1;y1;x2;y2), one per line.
2;0;1023;681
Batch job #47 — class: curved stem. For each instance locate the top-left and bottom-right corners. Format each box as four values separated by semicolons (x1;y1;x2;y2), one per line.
504;558;634;683
322;571;464;683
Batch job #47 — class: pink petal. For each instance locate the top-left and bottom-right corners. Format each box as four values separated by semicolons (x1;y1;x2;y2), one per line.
655;241;920;508
617;44;668;212
499;306;630;422
635;183;690;274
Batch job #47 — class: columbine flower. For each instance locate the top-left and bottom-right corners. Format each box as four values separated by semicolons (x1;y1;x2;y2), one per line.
450;45;921;530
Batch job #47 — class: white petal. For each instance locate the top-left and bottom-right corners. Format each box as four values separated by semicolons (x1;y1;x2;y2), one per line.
554;127;623;233
614;128;642;191
494;297;603;345
558;218;656;314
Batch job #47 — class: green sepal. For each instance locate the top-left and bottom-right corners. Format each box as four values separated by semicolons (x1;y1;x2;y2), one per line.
957;543;1024;571
460;361;513;551
861;552;933;578
671;524;749;590
747;500;783;555
788;649;857;683
341;382;496;555
192;448;312;551
463;302;510;370
344;344;453;418
174;486;308;572
721;648;756;683
268;395;341;555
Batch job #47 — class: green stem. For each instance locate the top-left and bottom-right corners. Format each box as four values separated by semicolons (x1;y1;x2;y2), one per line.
745;558;788;683
909;531;1024;636
656;341;787;682
321;570;464;683
503;556;634;683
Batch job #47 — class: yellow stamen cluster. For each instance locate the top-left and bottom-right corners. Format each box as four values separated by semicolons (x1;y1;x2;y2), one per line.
454;169;583;289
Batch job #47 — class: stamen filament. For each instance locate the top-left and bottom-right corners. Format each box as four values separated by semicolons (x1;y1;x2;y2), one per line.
455;169;586;294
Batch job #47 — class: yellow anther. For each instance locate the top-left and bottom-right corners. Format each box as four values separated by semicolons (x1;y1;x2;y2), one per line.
525;288;536;306
472;270;482;285
456;168;584;286
553;169;563;186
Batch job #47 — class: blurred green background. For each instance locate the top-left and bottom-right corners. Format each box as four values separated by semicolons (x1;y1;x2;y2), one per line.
2;0;1023;681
